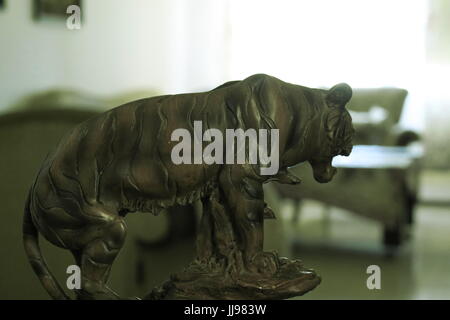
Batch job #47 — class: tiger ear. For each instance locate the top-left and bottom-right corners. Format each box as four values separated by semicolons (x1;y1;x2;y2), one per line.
326;83;352;108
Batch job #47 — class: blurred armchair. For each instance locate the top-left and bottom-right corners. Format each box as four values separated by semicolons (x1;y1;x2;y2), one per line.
271;87;423;250
348;87;420;147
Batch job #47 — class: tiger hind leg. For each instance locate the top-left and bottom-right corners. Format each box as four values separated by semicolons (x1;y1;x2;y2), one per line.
75;217;126;300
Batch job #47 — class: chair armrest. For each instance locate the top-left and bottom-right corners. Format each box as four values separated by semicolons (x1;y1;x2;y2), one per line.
390;125;421;146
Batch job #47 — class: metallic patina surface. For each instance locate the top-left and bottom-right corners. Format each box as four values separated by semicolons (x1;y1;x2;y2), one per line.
23;74;354;299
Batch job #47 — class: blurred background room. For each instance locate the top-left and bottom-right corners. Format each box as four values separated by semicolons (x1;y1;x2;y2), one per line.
0;0;449;299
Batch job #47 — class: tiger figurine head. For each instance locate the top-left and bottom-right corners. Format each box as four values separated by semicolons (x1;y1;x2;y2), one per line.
307;83;354;183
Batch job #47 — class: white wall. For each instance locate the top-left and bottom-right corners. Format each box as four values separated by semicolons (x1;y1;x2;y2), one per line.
227;0;429;132
61;0;187;96
0;0;66;109
0;0;229;111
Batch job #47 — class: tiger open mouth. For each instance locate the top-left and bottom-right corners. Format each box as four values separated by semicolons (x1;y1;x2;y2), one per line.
309;158;337;183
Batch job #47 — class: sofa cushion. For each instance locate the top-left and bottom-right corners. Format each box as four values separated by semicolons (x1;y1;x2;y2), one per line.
347;87;408;124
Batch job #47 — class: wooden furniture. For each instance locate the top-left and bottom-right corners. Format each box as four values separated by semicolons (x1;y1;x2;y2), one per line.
347;87;410;146
275;145;423;247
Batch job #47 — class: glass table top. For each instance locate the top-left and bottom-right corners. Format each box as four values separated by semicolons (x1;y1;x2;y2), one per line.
332;144;424;169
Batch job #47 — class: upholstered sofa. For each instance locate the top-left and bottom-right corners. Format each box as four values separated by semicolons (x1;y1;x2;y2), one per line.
271;87;423;249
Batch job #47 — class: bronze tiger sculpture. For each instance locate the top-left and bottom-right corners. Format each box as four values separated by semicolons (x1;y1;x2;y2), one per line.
23;74;354;299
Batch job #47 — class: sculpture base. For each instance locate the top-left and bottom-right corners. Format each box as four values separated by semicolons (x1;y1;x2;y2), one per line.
145;257;321;300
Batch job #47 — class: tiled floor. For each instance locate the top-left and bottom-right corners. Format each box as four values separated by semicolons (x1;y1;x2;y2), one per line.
273;201;450;299
271;169;450;299
137;170;450;299
420;170;450;204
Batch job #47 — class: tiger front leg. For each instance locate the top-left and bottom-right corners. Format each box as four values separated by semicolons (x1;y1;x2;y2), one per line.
219;167;279;276
195;189;245;273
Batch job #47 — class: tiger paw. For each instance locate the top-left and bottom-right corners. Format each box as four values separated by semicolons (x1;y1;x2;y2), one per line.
249;251;280;275
77;281;121;300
